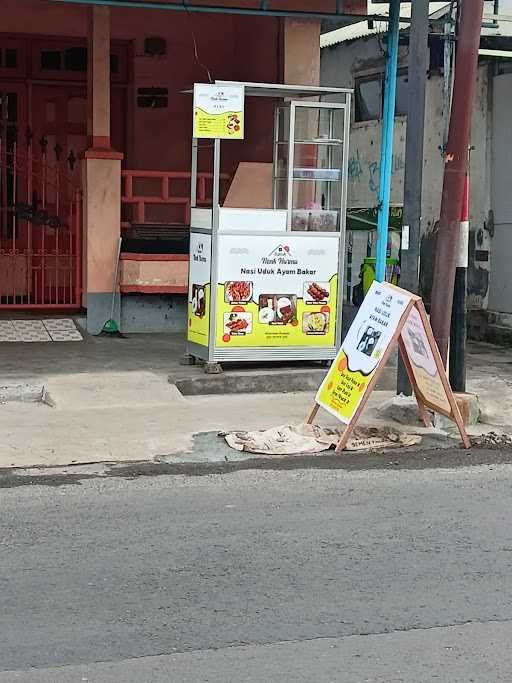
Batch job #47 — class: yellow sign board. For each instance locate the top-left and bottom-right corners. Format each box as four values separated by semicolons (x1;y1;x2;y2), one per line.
188;233;212;347
316;351;373;423
214;233;339;349
311;282;470;451
317;281;412;424
193;84;244;140
400;306;452;415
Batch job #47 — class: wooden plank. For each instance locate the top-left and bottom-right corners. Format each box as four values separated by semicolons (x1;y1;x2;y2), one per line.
306;403;320;425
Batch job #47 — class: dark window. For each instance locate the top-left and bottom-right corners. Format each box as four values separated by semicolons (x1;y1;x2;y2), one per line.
394;72;409;116
7;92;18;123
0;91;18;123
137;87;168;109
110;53;119;74
355;77;381;122
41;50;61;70
38;44;125;79
498;61;512;75
5;49;17;68
354;70;408;122
64;46;87;71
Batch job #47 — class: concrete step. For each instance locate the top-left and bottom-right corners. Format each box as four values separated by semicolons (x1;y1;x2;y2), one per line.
0;383;47;404
485;324;512;347
174;364;396;396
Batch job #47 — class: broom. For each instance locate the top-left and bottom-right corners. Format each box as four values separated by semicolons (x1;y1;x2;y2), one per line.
100;237;125;337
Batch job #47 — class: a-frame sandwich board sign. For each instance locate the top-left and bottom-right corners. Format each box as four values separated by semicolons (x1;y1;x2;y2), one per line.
308;281;470;452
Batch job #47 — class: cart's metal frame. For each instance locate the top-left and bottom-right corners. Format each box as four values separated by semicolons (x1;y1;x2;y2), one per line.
188;81;352;365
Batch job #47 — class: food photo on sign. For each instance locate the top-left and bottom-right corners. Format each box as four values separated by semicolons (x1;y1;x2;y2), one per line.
225;281;252;304
258;294;298;326
304;281;330;304
214;233;340;348
224;311;253;337
191;284;206;318
303;311;329;335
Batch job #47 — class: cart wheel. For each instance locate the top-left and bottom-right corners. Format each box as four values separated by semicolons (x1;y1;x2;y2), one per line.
180;354;197;366
320;359;331;368
205;362;223;375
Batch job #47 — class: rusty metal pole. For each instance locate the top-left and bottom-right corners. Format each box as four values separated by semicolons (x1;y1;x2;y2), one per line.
430;0;484;366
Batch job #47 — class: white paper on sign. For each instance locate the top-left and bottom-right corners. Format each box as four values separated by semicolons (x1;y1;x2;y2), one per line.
341;281;412;376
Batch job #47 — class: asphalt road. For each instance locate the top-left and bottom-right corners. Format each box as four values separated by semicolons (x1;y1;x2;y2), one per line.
2;457;512;681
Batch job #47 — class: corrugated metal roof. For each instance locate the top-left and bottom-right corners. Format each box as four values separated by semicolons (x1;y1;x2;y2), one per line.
321;2;449;48
321;0;512;47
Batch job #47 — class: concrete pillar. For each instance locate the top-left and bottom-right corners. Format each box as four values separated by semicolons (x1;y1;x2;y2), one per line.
283;19;321;210
88;6;111;148
83;6;123;334
283;18;321;86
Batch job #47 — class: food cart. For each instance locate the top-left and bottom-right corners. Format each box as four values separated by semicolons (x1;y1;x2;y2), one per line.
187;81;352;369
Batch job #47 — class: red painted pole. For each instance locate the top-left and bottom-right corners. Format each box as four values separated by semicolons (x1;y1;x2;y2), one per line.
430;0;484;365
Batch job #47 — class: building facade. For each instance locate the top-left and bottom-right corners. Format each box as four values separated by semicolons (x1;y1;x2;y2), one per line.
1;0;366;333
321;3;512;342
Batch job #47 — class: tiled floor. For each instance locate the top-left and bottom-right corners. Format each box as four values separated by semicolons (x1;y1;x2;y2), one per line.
43;319;83;342
0;321;19;343
0;319;83;343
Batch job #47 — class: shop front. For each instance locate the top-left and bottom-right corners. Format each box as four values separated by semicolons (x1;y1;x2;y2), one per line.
0;0;366;333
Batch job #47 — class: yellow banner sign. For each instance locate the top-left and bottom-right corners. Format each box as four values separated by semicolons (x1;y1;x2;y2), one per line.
193;84;244;140
310;282;471;451
214;233;339;349
188;233;212;347
316;281;412;424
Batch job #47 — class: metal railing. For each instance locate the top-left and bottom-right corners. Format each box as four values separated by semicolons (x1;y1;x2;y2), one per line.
121;169;230;227
0;141;82;308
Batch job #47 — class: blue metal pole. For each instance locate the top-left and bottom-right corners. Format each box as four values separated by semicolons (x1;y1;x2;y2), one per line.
375;0;401;282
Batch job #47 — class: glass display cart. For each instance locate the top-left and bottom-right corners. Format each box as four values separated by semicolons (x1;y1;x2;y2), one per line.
273;100;345;233
187;81;352;369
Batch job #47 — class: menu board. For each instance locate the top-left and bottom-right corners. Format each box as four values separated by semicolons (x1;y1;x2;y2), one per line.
316;281;412;423
215;234;340;348
400;305;452;415
188;232;212;347
193;84;244;140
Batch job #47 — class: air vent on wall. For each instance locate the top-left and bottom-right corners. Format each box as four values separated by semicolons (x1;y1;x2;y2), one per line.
137;87;168;108
144;37;167;56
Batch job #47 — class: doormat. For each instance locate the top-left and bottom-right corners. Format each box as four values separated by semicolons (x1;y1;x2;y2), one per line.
0;319;83;343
